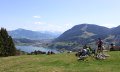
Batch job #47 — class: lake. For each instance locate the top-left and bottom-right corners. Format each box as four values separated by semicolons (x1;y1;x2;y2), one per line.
16;45;59;53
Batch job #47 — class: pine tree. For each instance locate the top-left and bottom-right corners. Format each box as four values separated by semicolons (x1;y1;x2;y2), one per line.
8;36;16;56
0;33;4;56
0;28;16;57
1;28;9;56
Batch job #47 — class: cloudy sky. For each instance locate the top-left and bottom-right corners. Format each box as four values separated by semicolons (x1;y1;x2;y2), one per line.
0;0;120;32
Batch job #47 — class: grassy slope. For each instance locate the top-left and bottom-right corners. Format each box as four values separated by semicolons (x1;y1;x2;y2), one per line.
0;51;120;72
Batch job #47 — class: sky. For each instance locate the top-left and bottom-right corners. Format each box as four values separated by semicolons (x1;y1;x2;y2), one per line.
0;0;120;32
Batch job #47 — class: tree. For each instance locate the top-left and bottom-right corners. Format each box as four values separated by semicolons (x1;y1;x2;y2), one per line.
0;28;16;57
0;34;4;56
8;36;16;56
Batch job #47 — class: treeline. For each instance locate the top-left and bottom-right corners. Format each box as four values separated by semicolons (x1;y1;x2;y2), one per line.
0;28;16;57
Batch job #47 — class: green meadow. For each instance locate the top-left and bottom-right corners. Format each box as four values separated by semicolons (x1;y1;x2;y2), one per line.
0;51;120;72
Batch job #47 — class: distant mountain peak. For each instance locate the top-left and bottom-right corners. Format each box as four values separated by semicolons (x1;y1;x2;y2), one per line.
9;28;61;40
16;28;25;31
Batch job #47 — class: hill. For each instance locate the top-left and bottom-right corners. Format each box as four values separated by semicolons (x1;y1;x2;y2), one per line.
0;51;120;72
9;28;61;40
51;24;120;51
55;24;111;43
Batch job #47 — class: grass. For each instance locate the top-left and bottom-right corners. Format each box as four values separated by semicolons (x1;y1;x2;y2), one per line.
0;51;120;72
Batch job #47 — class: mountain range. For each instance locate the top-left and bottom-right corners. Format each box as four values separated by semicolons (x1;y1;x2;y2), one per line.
55;24;120;45
8;28;61;40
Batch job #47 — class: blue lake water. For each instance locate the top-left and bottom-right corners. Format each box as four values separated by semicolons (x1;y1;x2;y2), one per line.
16;45;58;53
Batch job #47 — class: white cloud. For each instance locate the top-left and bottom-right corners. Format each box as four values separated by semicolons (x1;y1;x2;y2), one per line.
34;22;45;24
33;16;41;18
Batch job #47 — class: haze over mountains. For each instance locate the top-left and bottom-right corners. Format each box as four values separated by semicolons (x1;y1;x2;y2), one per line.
8;28;62;40
55;24;120;45
8;24;120;46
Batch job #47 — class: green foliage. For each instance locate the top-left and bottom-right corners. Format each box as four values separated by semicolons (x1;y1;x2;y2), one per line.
0;28;16;57
0;51;120;72
8;36;16;56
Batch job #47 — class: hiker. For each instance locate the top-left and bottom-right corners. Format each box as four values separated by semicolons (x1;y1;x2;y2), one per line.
51;51;55;54
95;38;107;59
79;49;89;60
96;38;103;53
83;45;93;56
34;50;37;55
82;49;88;56
81;45;93;56
47;51;51;55
110;43;120;51
76;45;89;60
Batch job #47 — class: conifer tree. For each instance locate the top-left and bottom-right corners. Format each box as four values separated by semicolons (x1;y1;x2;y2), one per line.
8;36;16;56
0;33;4;56
0;28;16;57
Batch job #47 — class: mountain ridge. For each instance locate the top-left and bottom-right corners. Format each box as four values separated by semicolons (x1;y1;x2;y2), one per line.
8;28;62;40
55;24;120;45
